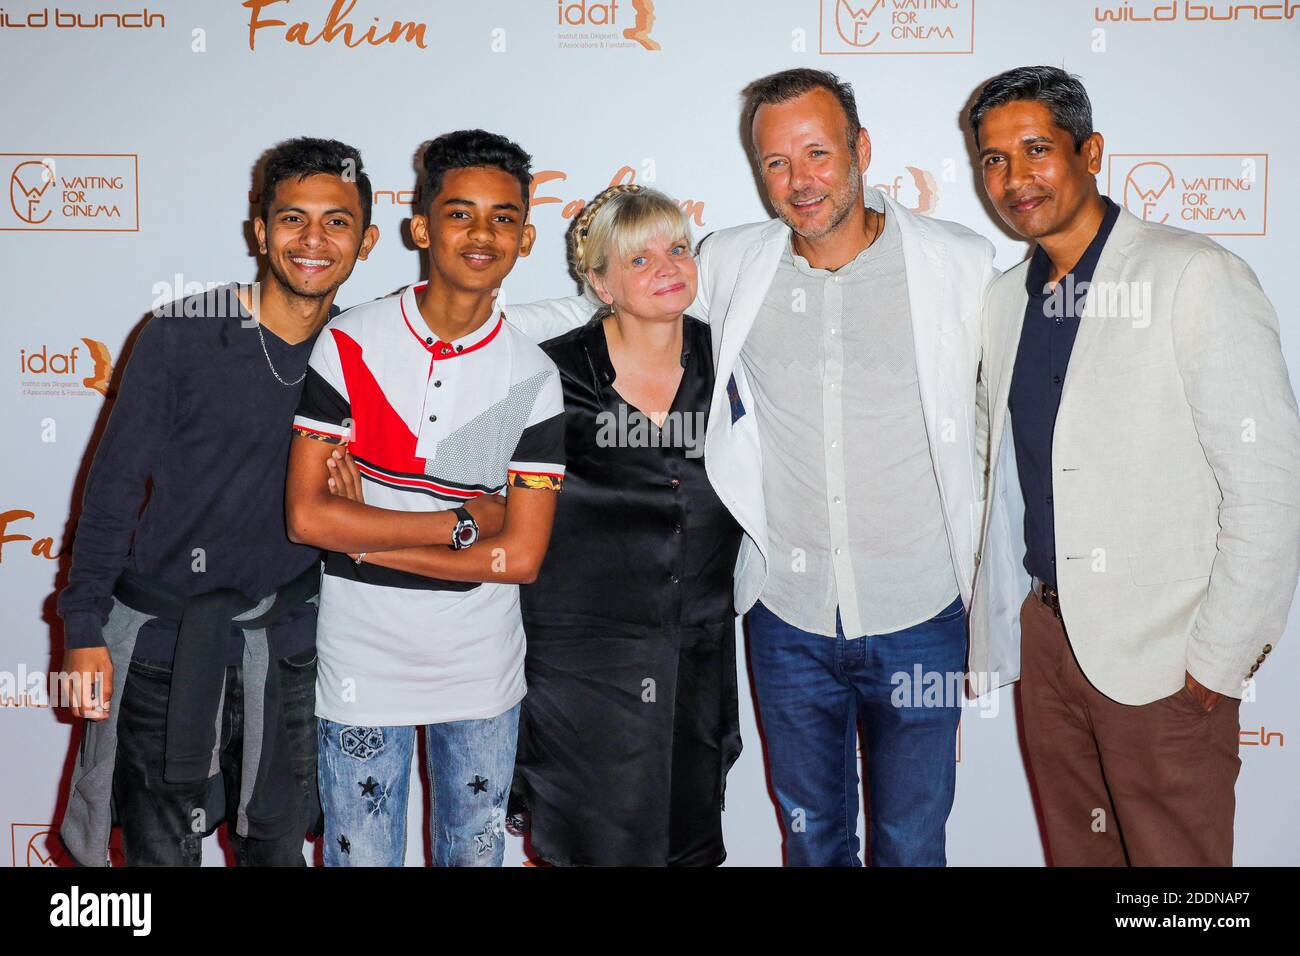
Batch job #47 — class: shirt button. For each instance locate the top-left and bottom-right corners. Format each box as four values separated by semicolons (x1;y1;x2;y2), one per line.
834;548;842;556
1052;375;1063;385
428;415;437;423
1050;557;1056;564
833;496;841;504
425;336;433;345
830;328;837;335
455;344;464;352
831;440;838;448
670;478;680;489
1046;495;1053;504
434;380;442;388
673;523;682;534
670;574;680;584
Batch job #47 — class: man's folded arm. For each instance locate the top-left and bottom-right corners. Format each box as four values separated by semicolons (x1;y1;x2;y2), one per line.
285;434;461;552
357;485;558;585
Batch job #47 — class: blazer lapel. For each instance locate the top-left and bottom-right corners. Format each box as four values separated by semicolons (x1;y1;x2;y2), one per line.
888;192;948;441
713;222;785;383
1058;208;1142;410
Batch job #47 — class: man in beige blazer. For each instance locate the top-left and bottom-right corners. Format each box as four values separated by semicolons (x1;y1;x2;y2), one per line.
967;66;1300;865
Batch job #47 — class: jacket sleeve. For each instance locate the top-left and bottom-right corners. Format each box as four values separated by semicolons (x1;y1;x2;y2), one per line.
1171;246;1300;697
58;316;176;649
503;294;597;343
974;249;999;503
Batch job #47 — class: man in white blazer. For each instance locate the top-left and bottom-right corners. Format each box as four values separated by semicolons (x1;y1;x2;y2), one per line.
968;66;1300;865
511;68;1007;866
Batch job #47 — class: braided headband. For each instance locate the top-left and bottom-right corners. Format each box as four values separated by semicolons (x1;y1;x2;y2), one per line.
573;182;645;266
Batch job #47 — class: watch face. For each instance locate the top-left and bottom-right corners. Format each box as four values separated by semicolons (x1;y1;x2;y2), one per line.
455;523;477;547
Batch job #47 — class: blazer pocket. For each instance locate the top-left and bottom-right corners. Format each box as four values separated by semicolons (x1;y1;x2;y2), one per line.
1129;545;1216;586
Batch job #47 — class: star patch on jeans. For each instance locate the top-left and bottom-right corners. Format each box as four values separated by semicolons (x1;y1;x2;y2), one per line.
339;726;385;761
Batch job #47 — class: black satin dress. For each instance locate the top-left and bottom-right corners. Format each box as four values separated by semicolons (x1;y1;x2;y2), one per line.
514;314;743;867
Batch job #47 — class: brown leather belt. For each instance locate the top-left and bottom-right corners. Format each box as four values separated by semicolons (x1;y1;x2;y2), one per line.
1031;577;1062;618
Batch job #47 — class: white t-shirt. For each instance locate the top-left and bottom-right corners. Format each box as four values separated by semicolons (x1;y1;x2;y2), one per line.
293;282;565;725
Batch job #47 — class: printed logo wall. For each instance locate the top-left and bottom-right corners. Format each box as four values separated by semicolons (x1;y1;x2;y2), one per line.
0;0;1297;867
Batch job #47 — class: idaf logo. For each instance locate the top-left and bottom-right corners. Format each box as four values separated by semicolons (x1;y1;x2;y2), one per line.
3;153;139;231
819;0;975;54
1108;153;1268;236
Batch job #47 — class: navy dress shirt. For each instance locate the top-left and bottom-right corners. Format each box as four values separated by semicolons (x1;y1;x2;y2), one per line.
1008;196;1121;587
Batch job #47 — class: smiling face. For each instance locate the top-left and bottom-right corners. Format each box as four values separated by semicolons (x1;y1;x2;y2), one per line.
752;87;870;241
254;173;377;299
977;99;1104;241
589;229;697;323
411;166;535;295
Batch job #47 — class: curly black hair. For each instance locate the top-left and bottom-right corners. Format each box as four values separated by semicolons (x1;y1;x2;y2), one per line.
420;129;533;215
259;137;373;229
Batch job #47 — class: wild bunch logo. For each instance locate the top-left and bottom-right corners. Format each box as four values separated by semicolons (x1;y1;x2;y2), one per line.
1094;1;1300;23
556;0;660;50
2;153;139;232
819;0;975;54
18;339;113;397
0;6;165;29
1108;154;1268;236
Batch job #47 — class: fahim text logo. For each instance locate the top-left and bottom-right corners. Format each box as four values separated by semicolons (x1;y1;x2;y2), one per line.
820;0;975;55
0;6;164;29
529;163;705;233
1094;1;1299;24
3;154;139;232
1108;154;1267;236
19;339;113;398
556;0;660;50
243;0;428;50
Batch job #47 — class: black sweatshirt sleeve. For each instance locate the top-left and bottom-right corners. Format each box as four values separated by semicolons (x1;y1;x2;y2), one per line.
57;315;176;649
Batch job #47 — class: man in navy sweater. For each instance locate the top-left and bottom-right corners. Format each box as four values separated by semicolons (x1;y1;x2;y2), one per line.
56;138;392;866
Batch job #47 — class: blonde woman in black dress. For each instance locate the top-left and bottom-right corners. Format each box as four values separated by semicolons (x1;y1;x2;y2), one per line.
512;185;743;866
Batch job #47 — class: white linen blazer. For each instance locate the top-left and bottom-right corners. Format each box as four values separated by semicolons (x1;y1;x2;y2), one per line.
970;206;1300;704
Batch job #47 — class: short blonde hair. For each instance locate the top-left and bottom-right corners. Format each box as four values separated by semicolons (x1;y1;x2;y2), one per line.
571;184;691;304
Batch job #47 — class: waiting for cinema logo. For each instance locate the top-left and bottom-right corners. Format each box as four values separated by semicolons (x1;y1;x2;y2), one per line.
819;0;975;54
2;153;139;232
1108;153;1268;236
10;824;66;867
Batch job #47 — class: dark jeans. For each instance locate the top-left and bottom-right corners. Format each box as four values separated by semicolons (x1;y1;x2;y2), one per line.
746;596;966;867
112;648;320;866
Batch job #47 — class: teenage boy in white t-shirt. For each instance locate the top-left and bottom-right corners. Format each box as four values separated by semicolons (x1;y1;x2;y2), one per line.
285;130;565;867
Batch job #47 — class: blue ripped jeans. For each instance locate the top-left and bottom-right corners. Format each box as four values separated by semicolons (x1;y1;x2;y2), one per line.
317;704;520;867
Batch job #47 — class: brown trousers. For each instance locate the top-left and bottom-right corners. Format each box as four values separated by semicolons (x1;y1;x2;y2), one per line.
1018;592;1240;866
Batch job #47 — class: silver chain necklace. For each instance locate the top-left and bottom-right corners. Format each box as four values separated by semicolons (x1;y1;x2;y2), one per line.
255;320;306;387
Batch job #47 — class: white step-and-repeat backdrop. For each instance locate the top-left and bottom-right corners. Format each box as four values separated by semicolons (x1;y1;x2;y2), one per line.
1;0;1296;866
